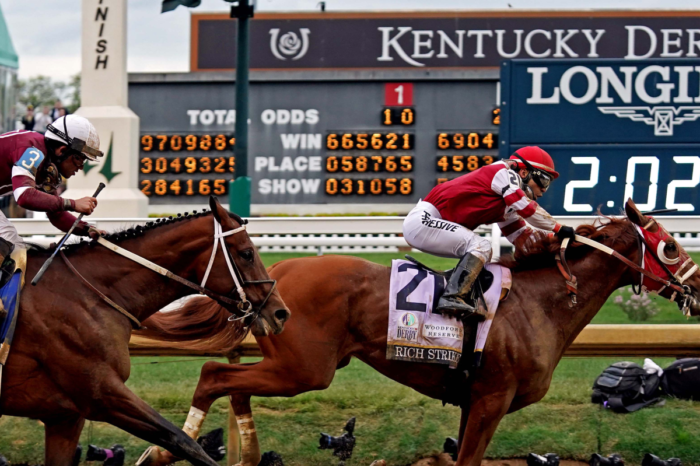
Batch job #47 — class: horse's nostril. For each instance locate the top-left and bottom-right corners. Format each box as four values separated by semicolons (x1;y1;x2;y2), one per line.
275;308;290;322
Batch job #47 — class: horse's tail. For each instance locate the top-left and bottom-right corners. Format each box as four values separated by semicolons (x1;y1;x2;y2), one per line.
134;297;248;354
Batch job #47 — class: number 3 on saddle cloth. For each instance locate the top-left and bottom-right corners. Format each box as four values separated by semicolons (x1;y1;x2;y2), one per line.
0;247;27;396
386;257;512;371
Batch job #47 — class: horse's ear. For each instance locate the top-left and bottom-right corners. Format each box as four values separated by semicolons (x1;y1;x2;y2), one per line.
209;196;224;224
625;198;648;226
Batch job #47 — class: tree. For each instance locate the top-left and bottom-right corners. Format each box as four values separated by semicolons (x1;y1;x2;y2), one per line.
16;74;80;113
16;76;64;110
67;74;81;113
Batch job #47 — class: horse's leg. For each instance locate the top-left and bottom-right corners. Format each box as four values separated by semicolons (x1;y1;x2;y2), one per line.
145;358;335;466
44;417;85;466
89;376;220;466
229;396;260;466
455;389;515;466
457;404;470;451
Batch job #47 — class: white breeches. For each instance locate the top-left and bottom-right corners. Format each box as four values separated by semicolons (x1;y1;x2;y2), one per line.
0;210;23;247
402;201;492;263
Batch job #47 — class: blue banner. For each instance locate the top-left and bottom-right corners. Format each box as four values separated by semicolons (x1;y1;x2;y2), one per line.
500;59;700;215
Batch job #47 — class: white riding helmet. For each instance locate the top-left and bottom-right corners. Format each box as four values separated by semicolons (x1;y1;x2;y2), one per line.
45;115;103;161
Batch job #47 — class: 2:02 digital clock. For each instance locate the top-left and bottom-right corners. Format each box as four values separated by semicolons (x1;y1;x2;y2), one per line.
536;145;700;216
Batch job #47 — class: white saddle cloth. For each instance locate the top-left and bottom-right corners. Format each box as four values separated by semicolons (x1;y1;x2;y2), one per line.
386;260;511;368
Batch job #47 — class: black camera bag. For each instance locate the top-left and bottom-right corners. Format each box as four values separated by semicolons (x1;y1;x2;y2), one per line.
592;361;661;413
661;358;700;400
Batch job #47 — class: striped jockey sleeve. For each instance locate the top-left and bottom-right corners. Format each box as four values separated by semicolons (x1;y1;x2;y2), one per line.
498;215;528;243
525;205;559;231
491;167;538;218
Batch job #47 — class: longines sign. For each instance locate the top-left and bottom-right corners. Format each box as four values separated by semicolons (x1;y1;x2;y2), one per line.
192;11;700;71
500;59;700;145
499;59;700;217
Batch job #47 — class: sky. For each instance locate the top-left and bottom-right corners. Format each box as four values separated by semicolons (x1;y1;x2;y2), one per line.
3;0;700;82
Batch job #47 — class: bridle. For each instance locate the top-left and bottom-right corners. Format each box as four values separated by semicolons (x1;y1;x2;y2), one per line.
633;217;699;313
61;214;277;328
556;218;698;315
198;215;278;323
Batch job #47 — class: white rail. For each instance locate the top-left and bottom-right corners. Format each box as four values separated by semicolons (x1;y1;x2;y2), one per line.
10;216;700;254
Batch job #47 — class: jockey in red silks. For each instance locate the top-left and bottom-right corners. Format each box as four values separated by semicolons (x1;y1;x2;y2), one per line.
0;115;107;308
403;146;575;318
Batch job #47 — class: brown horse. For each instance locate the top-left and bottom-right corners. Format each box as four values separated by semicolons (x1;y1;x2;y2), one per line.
137;200;700;466
0;197;289;466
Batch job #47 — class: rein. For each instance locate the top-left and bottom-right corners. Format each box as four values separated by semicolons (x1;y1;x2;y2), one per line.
557;228;690;309
61;250;142;329
60;216;276;328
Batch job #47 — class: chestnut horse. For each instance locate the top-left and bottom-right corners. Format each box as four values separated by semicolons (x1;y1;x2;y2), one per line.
0;198;288;466
137;200;700;466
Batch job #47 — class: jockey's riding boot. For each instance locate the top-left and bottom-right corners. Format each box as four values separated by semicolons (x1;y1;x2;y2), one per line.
0;238;13;322
436;253;485;319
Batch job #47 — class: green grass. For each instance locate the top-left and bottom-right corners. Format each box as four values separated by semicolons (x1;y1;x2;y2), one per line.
1;251;699;464
2;358;699;465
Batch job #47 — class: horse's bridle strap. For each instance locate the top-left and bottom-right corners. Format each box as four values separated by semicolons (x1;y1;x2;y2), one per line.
60;250;142;329
573;234;686;294
96;237;242;309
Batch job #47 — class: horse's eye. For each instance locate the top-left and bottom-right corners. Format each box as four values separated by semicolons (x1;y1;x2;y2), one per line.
664;240;680;260
240;249;254;262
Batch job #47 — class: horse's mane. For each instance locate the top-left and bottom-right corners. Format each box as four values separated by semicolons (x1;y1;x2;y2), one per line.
27;209;246;256
497;217;637;271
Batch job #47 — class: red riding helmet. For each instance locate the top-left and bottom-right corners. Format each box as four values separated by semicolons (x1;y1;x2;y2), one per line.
509;146;559;179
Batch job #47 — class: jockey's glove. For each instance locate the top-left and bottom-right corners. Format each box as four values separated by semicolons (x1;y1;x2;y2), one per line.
556;225;576;240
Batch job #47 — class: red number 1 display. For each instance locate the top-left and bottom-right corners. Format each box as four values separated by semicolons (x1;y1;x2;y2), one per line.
385;83;413;106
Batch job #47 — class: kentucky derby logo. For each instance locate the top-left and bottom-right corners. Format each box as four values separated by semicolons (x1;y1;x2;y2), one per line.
401;312;417;327
598;106;700;136
269;28;311;61
397;312;418;341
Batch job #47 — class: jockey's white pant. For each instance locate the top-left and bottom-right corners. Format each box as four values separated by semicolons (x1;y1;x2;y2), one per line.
403;201;492;263
0;210;23;247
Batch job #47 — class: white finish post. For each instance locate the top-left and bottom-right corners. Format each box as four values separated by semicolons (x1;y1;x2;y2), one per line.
70;0;148;217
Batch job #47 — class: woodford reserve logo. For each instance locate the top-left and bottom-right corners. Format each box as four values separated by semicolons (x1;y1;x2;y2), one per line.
527;65;700;136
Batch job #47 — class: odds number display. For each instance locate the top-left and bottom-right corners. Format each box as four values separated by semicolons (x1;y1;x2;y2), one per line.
325;178;413;196
326;132;414;151
326;155;413;173
140;134;235;152
436;155;497;172
436;132;498;150
139;133;235;203
381;108;415;126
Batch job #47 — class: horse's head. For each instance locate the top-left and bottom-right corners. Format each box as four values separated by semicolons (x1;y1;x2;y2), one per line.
192;197;290;336
625;199;700;316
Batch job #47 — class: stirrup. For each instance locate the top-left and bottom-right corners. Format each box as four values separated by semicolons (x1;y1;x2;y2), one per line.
436;295;474;312
436;296;486;320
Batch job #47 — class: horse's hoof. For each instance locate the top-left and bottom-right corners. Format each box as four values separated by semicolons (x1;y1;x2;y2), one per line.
136;446;163;466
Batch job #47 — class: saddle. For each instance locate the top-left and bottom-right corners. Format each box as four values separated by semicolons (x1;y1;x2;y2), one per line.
0;247;27;398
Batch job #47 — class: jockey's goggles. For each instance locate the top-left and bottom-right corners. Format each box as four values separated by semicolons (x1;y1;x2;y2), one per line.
47;123;104;161
532;170;552;190
512;153;553;190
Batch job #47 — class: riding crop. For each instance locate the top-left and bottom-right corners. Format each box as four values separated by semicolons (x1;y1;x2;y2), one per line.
31;182;106;286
